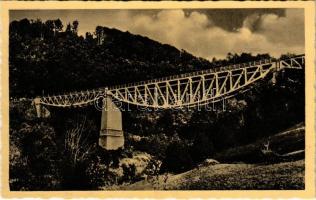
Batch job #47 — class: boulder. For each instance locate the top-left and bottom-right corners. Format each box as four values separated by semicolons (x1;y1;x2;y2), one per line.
199;158;220;167
120;152;152;175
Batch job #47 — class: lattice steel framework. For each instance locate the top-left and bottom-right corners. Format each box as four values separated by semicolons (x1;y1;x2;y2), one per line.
35;54;305;108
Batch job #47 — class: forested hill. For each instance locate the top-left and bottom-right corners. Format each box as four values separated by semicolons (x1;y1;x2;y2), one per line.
9;19;210;97
10;19;271;97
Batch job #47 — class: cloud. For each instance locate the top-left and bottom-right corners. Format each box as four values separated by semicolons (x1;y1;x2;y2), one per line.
11;9;303;60
103;9;304;60
257;9;304;46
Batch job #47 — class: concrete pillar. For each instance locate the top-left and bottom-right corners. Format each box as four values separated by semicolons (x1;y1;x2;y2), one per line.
33;97;50;118
99;96;124;150
34;97;42;118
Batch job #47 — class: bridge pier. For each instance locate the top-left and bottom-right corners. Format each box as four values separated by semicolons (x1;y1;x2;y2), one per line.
272;71;277;85
34;97;50;118
34;98;42;118
99;96;124;150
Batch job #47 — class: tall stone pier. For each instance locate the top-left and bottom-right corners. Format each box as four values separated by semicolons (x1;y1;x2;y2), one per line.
99;96;124;150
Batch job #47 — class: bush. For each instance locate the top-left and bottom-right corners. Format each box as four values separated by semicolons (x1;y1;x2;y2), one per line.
120;164;137;184
9;101;62;190
131;133;172;160
85;155;119;189
161;140;193;173
190;132;215;163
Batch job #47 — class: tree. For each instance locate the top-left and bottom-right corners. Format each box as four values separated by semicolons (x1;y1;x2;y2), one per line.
60;115;98;190
280;53;296;60
45;20;55;37
161;141;193;173
95;26;103;45
54;19;63;34
226;52;234;61
65;23;72;33
30;19;43;38
85;32;94;42
191;132;215;163
9;101;61;190
72;20;79;35
64;117;94;166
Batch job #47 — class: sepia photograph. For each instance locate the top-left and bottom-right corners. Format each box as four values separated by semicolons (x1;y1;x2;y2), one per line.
1;1;315;198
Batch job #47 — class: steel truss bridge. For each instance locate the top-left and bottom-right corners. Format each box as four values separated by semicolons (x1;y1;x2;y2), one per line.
33;54;305;150
34;54;305;109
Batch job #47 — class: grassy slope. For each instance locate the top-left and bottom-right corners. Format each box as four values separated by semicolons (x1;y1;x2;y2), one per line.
214;122;305;163
114;123;305;190
118;160;304;190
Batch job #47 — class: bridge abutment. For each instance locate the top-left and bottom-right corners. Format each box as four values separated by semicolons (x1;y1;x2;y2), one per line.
99;96;124;150
34;97;43;118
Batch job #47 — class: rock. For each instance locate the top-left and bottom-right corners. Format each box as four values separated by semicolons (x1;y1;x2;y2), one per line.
120;152;152;175
200;158;220;167
131;135;142;142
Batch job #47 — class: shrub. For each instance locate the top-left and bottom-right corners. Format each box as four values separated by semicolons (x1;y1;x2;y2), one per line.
9;101;62;190
190;132;215;163
85;156;119;189
132;133;170;159
161;140;193;173
120;164;137;183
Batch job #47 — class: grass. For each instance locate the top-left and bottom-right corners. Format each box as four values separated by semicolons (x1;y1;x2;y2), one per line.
178;160;304;190
108;123;305;190
213;123;305;163
118;159;304;190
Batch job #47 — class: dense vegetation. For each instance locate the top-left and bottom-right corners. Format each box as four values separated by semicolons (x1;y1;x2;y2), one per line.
10;18;273;97
9;18;304;190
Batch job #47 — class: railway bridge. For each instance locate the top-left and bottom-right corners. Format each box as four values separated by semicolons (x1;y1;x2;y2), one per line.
33;54;305;150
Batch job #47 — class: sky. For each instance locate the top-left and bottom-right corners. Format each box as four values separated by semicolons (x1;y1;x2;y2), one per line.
10;9;304;60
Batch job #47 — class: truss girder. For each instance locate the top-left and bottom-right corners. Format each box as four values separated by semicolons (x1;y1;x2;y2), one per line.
279;55;305;70
109;63;275;108
35;54;305;108
39;89;106;107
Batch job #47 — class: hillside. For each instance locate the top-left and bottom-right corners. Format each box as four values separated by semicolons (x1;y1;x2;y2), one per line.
10;19;211;97
117;160;304;190
213;122;305;163
10;19;274;98
116;123;305;190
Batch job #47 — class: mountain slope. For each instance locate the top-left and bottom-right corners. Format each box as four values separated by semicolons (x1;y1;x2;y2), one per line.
115;123;305;190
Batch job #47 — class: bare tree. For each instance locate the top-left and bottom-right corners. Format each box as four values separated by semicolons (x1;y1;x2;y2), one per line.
64;116;94;166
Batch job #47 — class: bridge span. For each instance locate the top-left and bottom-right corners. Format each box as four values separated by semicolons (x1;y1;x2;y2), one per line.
33;54;305;150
